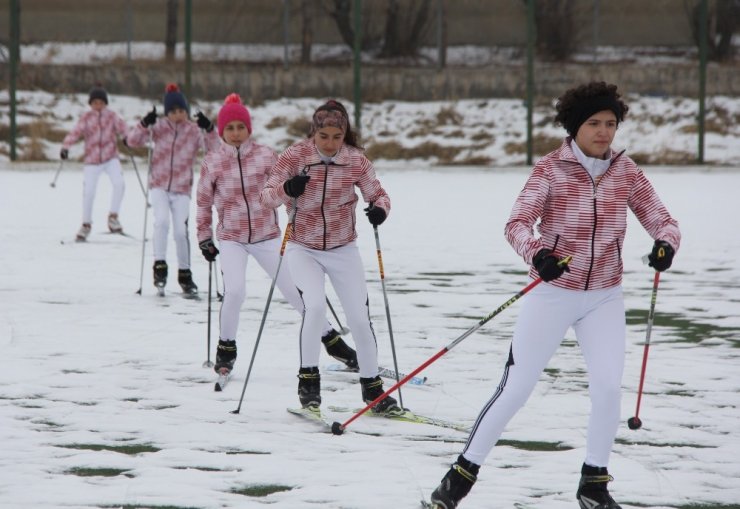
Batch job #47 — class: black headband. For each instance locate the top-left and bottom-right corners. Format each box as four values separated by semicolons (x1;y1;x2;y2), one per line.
565;95;623;137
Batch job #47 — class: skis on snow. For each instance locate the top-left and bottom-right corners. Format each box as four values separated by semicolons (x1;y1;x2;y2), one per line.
326;363;428;385
327;406;469;433
214;369;231;392
286;406;334;431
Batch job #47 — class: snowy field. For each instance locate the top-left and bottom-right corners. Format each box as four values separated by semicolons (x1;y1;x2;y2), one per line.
0;162;739;509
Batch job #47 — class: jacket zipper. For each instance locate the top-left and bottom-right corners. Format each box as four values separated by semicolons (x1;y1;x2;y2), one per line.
236;147;252;244
321;163;329;250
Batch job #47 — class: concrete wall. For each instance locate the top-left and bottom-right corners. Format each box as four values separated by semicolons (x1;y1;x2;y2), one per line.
5;60;737;102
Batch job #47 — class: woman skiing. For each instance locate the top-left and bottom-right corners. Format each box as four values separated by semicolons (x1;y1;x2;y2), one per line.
428;81;681;509
260;99;400;414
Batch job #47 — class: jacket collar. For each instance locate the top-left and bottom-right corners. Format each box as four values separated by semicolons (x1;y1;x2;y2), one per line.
303;140;351;167
557;137;624;165
222;139;254;157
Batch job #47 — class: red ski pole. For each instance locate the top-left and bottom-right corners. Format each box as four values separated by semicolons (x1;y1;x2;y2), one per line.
330;256;571;435
627;270;661;430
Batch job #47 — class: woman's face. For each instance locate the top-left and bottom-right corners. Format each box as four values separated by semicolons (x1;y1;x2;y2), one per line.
167;107;188;124
574;110;618;158
222;120;250;146
313;126;345;157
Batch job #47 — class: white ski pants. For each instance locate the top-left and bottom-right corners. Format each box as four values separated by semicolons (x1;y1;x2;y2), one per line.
462;283;625;469
150;188;192;269
286;241;379;378
81;158;125;224
218;238;332;342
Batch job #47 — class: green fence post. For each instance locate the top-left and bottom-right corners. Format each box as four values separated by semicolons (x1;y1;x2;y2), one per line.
697;0;707;164
184;0;192;99
526;0;535;166
353;0;362;135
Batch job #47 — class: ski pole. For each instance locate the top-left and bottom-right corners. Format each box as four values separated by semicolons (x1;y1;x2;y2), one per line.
331;256;572;435
231;224;292;414
203;260;215;368
326;297;350;335
373;224;403;408
50;160;64;188
232;165;315;414
135;132;153;295
125;148;150;204
628;268;662;430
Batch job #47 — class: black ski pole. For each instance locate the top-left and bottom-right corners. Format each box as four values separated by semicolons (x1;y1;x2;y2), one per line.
331;256;572;435
326;297;349;335
135;132;153;295
203;260;215;368
231;225;291;414
373;224;403;408
50;160;64;188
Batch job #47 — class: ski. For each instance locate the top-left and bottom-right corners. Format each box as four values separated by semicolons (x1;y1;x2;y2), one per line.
181;290;201;300
155;286;165;297
328;406;469;433
420;501;434;508
326;363;428;385
287;407;333;431
102;231;138;240
214;370;231;391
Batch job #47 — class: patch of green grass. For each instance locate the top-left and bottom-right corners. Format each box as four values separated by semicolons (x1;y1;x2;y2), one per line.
66;467;132;477
223;449;270;455
626;309;740;345
615;438;715;448
56;443;160;454
231;484;293;497
496;439;572;451
103;506;201;509
61;369;87;374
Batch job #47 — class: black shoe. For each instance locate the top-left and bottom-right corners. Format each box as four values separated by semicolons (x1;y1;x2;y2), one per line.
297;367;321;408
430;455;479;509
360;375;401;414
214;339;237;374
576;464;622;509
322;329;358;370
153;260;168;288
178;269;198;294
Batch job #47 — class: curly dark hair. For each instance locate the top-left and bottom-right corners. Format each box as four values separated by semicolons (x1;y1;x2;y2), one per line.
310;99;363;149
554;81;629;137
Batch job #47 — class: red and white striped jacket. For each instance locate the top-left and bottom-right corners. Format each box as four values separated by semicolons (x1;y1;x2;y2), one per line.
126;119;219;196
196;139;280;245
62;108;128;165
261;138;390;251
505;139;681;291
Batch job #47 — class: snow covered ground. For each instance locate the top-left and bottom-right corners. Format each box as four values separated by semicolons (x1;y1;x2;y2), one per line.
2;89;739;168
0;162;738;508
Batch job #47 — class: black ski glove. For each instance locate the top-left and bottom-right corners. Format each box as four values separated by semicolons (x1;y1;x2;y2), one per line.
199;239;219;262
364;204;387;226
196;112;214;132
283;174;310;198
60;148;68;160
647;240;674;272
533;249;570;282
141;107;157;128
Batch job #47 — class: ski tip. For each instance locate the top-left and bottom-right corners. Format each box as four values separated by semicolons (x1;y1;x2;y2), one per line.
214;382;223;392
331;421;344;435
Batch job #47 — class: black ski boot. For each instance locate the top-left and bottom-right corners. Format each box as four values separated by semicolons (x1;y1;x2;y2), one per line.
360;375;401;414
214;339;237;374
430;454;480;509
321;329;358;370
178;268;198;296
153;260;168;290
297;367;321;408
576;464;622;509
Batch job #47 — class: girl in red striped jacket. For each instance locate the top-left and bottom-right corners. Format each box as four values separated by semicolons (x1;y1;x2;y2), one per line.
60;85;128;241
196;94;357;377
430;82;681;509
126;83;219;295
261;100;400;414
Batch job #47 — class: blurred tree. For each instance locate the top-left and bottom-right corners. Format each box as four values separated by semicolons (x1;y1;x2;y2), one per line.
525;0;578;61
166;0;178;62
686;0;739;61
301;0;314;63
323;0;434;57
